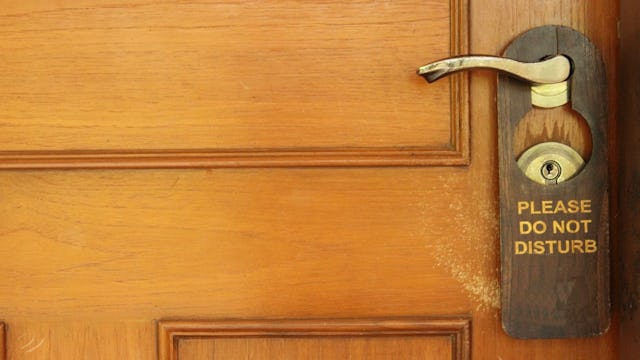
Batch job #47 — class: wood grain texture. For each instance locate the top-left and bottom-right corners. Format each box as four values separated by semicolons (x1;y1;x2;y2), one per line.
499;26;609;338
0;0;469;168
178;337;453;360
0;0;621;359
513;104;592;161
618;0;640;357
0;169;481;319
469;0;618;355
158;317;470;360
5;321;155;360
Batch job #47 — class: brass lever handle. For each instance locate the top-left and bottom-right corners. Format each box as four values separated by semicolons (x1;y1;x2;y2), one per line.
417;55;571;84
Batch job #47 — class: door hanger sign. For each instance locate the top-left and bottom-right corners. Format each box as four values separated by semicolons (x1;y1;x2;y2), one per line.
418;26;609;338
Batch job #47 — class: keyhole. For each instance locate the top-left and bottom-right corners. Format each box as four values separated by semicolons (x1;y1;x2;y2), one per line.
541;160;561;181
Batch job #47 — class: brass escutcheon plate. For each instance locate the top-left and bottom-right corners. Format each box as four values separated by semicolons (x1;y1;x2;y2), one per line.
517;141;585;184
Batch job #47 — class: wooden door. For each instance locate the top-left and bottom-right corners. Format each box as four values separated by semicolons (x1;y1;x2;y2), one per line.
0;1;620;359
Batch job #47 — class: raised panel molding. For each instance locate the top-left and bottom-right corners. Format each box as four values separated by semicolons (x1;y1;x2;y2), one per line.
158;317;471;360
0;0;468;169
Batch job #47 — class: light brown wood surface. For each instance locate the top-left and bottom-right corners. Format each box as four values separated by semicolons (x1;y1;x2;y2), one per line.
0;0;620;359
178;337;453;360
0;0;468;167
0;0;453;151
158;318;470;360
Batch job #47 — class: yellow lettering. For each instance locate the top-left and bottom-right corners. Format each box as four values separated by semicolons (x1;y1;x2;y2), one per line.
571;239;584;253
585;239;597;253
519;220;554;235
568;200;580;213
517;201;529;215
515;241;529;255
552;219;592;234
566;220;580;233
554;200;567;214
532;220;546;234
534;241;545;254
514;238;597;255
530;201;541;215
545;240;556;254
517;200;594;215
553;220;565;234
558;240;571;254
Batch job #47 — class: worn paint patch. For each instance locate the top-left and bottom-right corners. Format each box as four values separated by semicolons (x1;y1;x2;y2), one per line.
415;174;501;312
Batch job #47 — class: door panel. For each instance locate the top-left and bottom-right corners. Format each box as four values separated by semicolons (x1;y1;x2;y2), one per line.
177;337;454;360
159;318;470;360
0;0;619;359
0;0;467;167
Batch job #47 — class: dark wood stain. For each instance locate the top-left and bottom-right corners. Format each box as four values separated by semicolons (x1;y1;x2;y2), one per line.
499;26;609;338
618;0;640;357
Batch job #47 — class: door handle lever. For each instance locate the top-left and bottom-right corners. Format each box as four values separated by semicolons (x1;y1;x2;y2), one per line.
416;26;609;339
417;55;571;84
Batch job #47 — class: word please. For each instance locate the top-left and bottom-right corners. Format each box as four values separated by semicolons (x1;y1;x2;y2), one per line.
517;200;591;215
